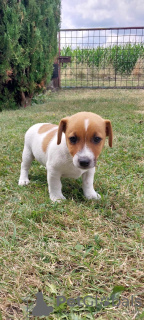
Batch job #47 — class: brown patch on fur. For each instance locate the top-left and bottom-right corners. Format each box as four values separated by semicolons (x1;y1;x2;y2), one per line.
85;120;106;159
38;124;57;134
42;128;58;152
57;112;113;160
105;120;113;147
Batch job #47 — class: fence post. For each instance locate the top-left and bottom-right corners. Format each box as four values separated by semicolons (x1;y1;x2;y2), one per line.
58;31;61;88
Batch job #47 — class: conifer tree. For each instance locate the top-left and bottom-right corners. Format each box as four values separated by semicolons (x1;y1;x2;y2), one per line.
0;0;60;109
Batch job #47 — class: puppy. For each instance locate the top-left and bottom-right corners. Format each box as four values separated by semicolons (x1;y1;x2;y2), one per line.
18;112;113;202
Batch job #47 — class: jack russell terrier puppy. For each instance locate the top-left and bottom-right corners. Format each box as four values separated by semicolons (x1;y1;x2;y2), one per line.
18;112;113;202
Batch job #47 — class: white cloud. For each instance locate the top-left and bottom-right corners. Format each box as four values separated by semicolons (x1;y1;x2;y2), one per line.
60;29;144;51
61;0;144;29
104;33;144;47
59;0;144;52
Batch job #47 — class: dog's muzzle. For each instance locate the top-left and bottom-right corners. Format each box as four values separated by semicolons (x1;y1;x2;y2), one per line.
73;147;96;169
78;156;91;168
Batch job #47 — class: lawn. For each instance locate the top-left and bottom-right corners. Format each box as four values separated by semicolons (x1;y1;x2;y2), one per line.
0;89;144;320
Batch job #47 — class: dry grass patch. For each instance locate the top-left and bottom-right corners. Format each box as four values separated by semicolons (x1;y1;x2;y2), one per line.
61;62;116;82
132;58;144;77
61;59;144;89
134;110;144;114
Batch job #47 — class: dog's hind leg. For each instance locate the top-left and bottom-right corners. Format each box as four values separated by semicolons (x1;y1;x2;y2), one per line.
18;145;34;186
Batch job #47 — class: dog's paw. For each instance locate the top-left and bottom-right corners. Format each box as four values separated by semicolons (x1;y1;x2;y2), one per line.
50;194;66;202
18;178;30;186
85;190;101;200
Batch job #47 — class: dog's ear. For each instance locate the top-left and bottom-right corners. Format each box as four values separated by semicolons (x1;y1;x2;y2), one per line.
105;120;113;147
57;117;69;145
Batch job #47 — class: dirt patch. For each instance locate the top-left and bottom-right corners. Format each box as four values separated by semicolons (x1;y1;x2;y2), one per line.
134;110;144;114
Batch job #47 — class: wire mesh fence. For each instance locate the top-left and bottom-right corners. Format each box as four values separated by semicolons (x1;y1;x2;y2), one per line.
58;27;144;89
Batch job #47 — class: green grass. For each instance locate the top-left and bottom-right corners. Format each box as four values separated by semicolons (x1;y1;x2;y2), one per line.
0;89;144;319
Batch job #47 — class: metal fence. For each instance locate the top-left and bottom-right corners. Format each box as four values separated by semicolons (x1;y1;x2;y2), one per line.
58;27;144;89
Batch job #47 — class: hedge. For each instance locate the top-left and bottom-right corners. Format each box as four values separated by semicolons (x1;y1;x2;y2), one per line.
0;0;60;109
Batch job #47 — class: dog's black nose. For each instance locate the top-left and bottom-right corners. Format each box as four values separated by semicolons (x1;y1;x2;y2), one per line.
79;157;90;168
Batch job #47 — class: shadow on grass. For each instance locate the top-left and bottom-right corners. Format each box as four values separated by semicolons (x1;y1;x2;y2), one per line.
29;172;85;202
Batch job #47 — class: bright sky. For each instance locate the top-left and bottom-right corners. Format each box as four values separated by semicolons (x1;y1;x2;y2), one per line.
61;0;144;29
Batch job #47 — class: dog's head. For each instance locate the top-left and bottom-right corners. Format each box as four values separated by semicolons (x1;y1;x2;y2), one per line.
57;112;113;169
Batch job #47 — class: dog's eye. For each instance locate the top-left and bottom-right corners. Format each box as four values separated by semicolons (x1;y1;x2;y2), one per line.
69;136;78;144
92;136;102;144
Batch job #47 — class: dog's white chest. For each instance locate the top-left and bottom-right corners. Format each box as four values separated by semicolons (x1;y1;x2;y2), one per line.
47;139;85;179
61;165;85;179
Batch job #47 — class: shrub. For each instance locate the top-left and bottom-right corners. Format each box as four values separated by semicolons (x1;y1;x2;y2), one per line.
0;0;60;109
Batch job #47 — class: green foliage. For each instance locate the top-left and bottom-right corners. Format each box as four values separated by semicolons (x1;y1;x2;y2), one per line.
0;0;60;109
61;43;144;74
110;43;144;74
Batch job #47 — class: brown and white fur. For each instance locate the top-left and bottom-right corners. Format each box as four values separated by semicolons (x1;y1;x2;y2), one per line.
18;112;113;202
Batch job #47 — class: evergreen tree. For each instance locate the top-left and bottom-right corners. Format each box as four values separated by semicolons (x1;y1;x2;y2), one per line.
0;0;60;109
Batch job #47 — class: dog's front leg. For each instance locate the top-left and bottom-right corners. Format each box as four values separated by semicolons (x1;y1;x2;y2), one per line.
82;168;101;200
47;168;66;202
